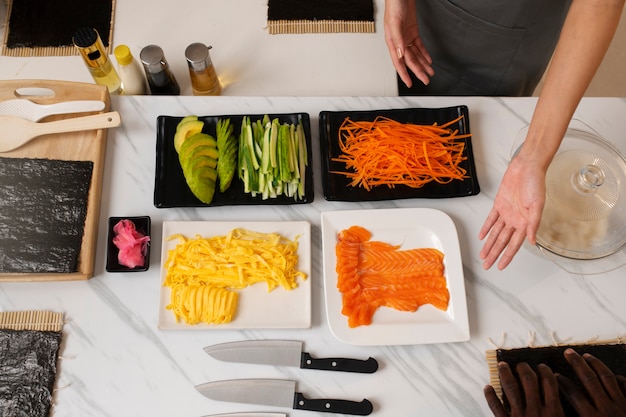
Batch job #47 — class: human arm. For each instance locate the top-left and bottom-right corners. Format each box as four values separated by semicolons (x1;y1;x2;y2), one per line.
383;0;434;87
479;0;625;270
557;348;626;416
484;361;565;417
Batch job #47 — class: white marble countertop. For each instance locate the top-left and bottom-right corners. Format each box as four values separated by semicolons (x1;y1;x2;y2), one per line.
0;0;398;96
1;95;625;417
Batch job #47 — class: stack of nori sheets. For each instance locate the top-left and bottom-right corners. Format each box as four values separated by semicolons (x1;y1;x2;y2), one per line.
0;311;64;417
0;156;93;274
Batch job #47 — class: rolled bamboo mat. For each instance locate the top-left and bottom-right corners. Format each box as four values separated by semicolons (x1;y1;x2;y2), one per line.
0;310;64;331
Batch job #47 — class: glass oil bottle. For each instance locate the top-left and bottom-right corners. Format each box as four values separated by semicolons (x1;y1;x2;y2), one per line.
73;27;122;94
139;45;180;95
185;42;221;96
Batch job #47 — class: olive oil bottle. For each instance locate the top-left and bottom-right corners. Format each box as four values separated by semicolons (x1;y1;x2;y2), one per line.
73;27;122;94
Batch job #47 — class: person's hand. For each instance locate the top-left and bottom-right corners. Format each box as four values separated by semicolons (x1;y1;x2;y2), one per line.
484;361;565;417
478;153;546;270
558;348;626;417
383;0;434;88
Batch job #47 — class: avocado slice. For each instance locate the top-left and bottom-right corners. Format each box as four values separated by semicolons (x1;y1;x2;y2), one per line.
216;118;239;193
183;154;218;179
185;167;217;204
178;132;219;204
181;145;219;166
179;132;217;153
177;115;199;128
179;134;218;164
174;119;204;153
217;141;238;192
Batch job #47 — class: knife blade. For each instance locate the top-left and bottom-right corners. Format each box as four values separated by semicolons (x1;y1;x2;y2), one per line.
203;340;378;373
201;413;287;417
196;379;373;416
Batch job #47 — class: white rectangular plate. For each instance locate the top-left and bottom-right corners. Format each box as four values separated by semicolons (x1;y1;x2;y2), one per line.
158;221;311;330
321;208;469;345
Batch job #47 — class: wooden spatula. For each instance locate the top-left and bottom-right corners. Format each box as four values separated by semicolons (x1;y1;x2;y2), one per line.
0;111;121;152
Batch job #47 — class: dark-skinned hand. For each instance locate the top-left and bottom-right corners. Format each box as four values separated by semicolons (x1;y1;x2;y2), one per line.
484;361;565;417
557;348;626;417
484;348;626;417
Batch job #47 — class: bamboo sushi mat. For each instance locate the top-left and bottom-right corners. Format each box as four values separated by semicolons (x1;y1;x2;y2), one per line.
268;20;375;35
486;337;626;400
0;310;64;331
2;0;116;57
267;0;375;34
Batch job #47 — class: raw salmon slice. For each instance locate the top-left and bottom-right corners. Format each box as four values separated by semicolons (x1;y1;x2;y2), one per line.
336;225;449;328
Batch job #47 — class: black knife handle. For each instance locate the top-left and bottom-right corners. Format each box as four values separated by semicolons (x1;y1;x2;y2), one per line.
294;392;373;415
301;352;378;373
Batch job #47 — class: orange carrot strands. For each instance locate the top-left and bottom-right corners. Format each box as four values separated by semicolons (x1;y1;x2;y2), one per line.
330;116;471;190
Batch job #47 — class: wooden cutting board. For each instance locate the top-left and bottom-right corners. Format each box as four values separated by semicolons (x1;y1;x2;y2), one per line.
0;80;111;281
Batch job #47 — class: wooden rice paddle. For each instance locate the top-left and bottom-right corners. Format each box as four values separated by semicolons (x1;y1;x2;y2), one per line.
0;111;121;152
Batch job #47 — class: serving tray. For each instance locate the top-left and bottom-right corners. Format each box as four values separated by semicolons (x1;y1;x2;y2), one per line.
0;80;111;281
319;106;480;201
154;113;314;208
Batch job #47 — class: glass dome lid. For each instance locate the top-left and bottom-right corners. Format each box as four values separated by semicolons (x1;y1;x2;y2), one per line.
514;122;626;260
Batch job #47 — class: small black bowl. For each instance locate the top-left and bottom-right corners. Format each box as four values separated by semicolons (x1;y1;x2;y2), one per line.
106;216;151;272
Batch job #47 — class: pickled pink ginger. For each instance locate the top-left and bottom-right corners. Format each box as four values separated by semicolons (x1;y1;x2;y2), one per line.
113;219;150;268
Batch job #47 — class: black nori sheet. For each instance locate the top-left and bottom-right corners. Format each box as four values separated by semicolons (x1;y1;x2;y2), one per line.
6;0;114;49
0;157;93;274
497;344;626;417
0;329;62;417
267;0;374;21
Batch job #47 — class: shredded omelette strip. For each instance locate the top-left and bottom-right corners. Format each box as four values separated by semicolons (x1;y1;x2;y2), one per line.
164;228;306;325
168;284;238;325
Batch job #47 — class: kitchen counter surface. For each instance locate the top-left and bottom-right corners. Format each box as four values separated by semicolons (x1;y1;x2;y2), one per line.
0;0;398;96
1;95;626;417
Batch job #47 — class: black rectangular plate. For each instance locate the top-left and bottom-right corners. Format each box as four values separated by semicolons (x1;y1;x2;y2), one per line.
155;113;314;208
319;106;480;201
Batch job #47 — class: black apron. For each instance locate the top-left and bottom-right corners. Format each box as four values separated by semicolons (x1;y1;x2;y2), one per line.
398;0;572;96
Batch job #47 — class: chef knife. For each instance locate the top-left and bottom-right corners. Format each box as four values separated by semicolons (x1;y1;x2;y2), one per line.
196;379;373;415
203;340;378;373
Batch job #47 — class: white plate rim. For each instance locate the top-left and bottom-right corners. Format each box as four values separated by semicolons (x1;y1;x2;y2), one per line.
158;220;311;330
321;208;469;345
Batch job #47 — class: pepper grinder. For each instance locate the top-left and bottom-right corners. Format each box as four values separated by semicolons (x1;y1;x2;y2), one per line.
139;45;180;95
185;42;221;96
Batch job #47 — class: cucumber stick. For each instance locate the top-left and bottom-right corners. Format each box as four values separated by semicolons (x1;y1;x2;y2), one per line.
235;115;307;200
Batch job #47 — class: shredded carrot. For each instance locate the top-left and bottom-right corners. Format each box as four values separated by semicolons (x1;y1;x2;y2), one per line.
331;116;471;190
